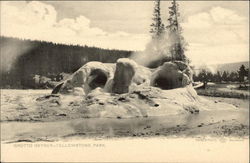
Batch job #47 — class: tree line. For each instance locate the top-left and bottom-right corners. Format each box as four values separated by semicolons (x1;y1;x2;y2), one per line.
193;65;249;86
0;36;132;88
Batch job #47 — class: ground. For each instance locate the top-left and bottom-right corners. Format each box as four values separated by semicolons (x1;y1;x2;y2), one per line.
196;83;249;99
0;88;249;143
201;96;249;109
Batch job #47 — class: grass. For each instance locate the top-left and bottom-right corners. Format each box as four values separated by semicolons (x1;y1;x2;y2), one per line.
196;83;249;99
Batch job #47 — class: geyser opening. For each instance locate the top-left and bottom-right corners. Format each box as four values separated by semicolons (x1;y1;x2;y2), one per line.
152;73;183;90
153;75;183;90
88;69;108;90
153;76;174;90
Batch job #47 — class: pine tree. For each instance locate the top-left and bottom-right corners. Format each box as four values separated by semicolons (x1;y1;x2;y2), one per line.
246;68;249;80
198;69;209;89
166;0;187;62
215;71;222;83
238;65;248;82
222;71;229;82
150;0;165;39
228;71;238;82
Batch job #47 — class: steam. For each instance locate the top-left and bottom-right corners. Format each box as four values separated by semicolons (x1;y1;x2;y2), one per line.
204;65;217;74
192;63;218;76
130;32;176;67
0;38;34;73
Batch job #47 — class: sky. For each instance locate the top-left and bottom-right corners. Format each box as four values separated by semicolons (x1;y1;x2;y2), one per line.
0;1;249;65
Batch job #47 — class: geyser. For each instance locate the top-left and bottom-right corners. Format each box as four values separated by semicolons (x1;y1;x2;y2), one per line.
150;62;192;90
52;58;192;95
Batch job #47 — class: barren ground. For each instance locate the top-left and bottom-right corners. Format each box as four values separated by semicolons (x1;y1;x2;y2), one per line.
1;89;249;143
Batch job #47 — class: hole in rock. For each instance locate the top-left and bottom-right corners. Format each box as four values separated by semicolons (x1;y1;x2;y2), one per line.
88;69;108;90
153;76;182;90
154;104;159;107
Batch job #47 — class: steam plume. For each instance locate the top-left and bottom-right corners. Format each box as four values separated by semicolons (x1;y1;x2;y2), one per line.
0;37;34;73
130;32;176;67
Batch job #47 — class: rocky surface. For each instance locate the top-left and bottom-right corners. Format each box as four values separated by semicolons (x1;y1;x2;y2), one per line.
1;85;248;143
1;85;243;121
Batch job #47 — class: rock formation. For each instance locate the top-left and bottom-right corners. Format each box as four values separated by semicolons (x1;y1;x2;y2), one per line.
150;62;192;90
52;58;192;95
112;58;137;94
52;62;115;94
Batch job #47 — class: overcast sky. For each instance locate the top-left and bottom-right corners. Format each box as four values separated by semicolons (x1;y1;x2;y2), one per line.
1;1;249;65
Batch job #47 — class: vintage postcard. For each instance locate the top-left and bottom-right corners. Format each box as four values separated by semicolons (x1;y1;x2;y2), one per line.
0;0;249;162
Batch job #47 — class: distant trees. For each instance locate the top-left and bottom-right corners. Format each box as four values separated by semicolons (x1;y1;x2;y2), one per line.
214;71;222;83
238;65;248;82
247;68;250;80
221;71;229;82
0;36;132;88
196;69;210;89
228;71;238;82
193;66;215;89
193;64;249;85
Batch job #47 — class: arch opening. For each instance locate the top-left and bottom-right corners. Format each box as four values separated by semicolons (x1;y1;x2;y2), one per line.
153;75;183;90
88;69;108;90
153;76;174;90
